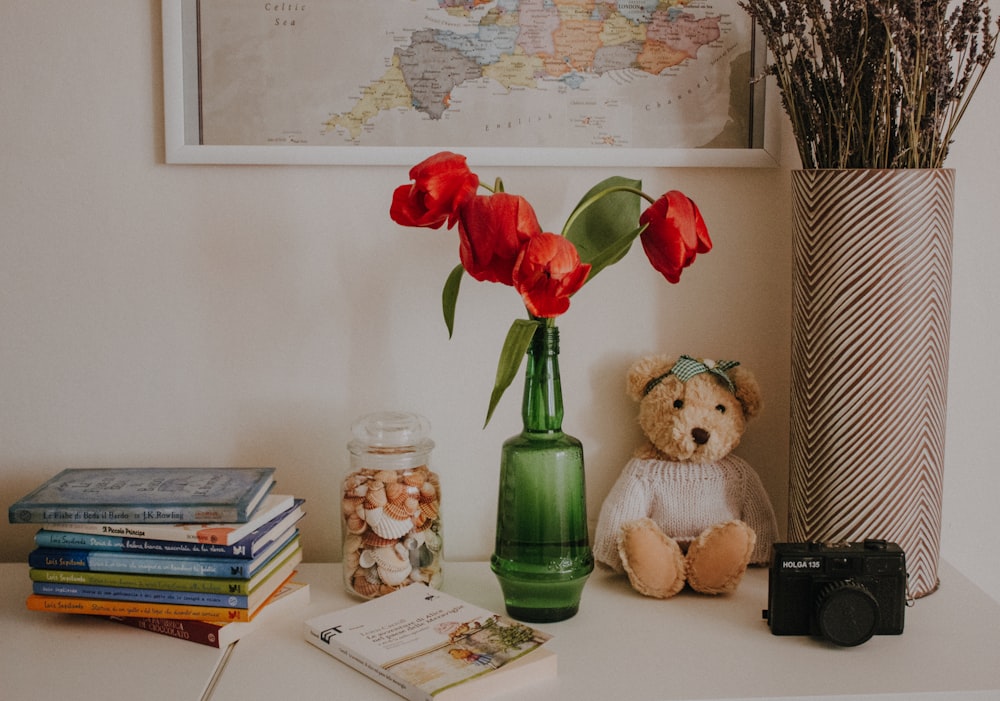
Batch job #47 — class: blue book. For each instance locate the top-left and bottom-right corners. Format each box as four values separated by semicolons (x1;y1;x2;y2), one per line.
29;529;300;579
29;537;301;595
33;499;305;558
9;467;276;524
30;542;303;609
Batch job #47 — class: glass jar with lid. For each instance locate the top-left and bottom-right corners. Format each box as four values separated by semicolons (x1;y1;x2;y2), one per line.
342;411;442;598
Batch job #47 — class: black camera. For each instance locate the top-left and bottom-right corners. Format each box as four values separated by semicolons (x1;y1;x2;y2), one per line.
763;539;907;646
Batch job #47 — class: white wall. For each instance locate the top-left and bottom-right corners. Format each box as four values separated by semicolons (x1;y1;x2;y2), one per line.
2;2;998;603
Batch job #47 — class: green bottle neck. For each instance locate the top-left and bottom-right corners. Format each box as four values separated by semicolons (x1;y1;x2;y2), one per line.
521;324;563;434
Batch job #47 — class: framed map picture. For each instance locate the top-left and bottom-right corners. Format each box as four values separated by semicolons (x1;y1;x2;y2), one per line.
162;0;780;166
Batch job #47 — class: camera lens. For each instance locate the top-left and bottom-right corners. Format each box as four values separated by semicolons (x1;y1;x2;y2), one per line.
815;581;879;646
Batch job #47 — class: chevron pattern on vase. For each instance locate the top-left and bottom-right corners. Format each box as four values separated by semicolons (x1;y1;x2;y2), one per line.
787;169;955;598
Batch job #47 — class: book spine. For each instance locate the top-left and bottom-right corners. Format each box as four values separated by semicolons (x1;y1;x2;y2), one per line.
33;581;248;608
26;594;252;622
108;616;226;648
36;522;236;544
304;625;429;701
34;497;302;545
10;504;250;525
28;548;253;578
29;568;251;594
34;530;253;558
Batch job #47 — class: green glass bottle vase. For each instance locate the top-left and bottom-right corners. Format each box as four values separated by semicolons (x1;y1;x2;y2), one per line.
490;323;594;622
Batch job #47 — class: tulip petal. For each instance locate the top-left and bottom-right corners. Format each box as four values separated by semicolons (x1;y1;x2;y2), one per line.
512;233;591;318
458;193;541;285
639;191;711;283
389;151;479;230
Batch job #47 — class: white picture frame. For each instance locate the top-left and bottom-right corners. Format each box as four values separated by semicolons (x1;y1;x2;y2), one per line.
162;0;781;167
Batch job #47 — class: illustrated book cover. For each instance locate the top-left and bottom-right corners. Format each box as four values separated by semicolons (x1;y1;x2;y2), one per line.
34;494;301;545
109;579;310;648
304;584;555;701
33;498;304;558
8;467;276;524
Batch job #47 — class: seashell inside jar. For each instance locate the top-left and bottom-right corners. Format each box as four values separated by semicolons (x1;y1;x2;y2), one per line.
342;412;443;599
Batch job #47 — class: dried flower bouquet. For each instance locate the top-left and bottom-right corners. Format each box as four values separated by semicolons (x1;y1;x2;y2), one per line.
741;0;998;168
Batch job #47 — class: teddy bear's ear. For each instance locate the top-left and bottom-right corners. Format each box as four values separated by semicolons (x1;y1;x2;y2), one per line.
626;354;678;401
729;366;763;420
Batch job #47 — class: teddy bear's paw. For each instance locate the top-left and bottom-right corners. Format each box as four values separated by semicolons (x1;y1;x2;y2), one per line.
617;518;686;599
685;520;757;595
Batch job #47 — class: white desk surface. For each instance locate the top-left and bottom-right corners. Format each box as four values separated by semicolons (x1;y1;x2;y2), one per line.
3;561;999;701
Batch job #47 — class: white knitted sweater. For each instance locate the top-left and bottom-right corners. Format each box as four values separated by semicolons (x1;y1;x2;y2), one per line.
593;454;778;572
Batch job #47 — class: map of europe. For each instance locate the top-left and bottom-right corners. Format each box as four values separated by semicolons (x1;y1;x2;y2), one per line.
197;0;756;152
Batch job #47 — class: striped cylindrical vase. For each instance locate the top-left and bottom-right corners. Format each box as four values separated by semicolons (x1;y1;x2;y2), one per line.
788;168;955;597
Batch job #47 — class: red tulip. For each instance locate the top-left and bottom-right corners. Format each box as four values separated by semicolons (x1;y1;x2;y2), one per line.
390;151;479;229
512;233;591;318
458;193;542;285
639;191;712;283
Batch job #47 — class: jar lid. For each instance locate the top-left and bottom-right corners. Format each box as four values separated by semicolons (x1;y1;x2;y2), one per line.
349;411;434;453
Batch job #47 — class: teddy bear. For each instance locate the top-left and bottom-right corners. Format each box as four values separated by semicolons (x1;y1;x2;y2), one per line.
593;354;778;598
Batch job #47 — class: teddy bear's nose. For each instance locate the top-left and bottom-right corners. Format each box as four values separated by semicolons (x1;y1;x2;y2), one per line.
692;428;710;445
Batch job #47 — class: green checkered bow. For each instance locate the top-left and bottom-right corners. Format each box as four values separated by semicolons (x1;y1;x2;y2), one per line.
642;355;740;396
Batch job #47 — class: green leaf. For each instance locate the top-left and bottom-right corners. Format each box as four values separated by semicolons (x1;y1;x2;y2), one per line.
484;318;541;428
564;176;643;282
585;223;646;275
441;264;465;338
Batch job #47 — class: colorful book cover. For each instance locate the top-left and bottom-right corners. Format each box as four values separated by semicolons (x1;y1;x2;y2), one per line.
27;548;303;623
8;467;276;524
33;499;304;558
30;537;301;595
28;529;299;578
108;579;310;648
36;494;300;545
304;584;555;701
31;543;302;609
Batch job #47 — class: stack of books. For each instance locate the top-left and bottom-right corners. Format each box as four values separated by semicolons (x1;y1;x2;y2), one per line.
8;467;308;646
